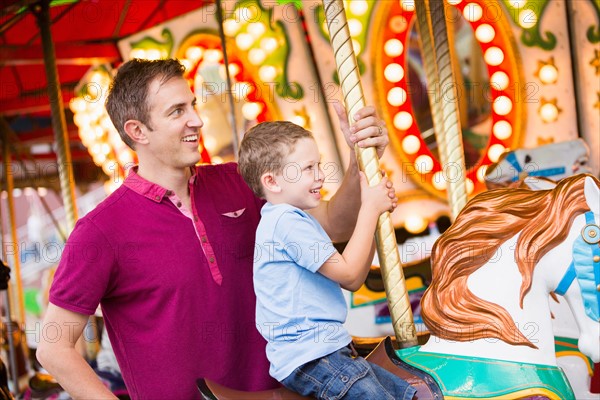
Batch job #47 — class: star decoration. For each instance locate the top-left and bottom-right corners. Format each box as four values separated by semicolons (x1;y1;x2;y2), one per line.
538;97;562;123
591;49;600;76
536;136;555;146
534;57;558;84
594;92;600;110
292;106;311;130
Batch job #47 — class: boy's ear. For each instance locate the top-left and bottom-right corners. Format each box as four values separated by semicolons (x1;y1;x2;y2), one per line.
124;120;149;145
261;172;281;194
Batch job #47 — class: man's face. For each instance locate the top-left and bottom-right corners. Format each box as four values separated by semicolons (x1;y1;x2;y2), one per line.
142;76;204;170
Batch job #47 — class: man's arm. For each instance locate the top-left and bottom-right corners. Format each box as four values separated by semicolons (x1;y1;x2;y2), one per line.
310;103;394;242
37;303;117;399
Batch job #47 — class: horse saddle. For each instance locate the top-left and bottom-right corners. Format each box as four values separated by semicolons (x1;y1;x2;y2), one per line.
196;337;442;399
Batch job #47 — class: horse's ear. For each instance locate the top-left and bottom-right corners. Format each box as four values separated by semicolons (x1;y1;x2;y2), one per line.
584;176;600;214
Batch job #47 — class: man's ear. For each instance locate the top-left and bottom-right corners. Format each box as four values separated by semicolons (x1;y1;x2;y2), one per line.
261;172;281;194
124;120;148;145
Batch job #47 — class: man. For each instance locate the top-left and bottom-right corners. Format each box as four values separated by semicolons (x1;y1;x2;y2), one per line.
37;58;393;399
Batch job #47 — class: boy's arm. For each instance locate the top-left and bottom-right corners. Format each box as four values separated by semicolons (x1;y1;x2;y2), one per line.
309;104;392;242
37;303;117;399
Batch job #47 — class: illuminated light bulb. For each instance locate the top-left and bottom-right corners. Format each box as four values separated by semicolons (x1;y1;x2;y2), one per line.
400;0;415;12
94;125;104;139
101;143;111;155
145;48;161;60
348;19;363;36
236;7;256;22
539;64;558;84
235;33;255;51
393;111;413;130
415;155;434;174
211;156;224;164
488;143;506;162
228;63;241;77
260;37;278;53
180;59;192;72
389;16;408;33
248;48;267;65
23;187;35;197
402;135;421;155
291;115;307;127
447;0;462;4
477;165;488;183
233;82;253;100
129;48;146;59
432;171;447;190
73;113;91;128
493;120;512;140
463;3;483;22
475;24;495;43
384;39;404;57
223;19;240;36
540;103;559;122
405;214;428;234
12;188;22;198
465;178;475;194
511;0;526;7
185;46;203;62
519;9;537;29
242;102;263;120
37;187;48;197
493;96;513;115
384;63;404;83
387;87;407;106
203;135;218;153
70;97;87;113
247;22;266;38
490;71;509;90
204;49;223;63
350;0;368;15
352;39;361;55
484;47;504;66
259;65;277;81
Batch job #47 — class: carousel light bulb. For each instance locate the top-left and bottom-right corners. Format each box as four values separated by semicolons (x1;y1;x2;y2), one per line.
488;144;506;163
387;87;407;106
247;22;266;38
405;214;428;234
242;102;263;120
73;112;91;128
394;111;413;130
466;178;475;194
490;71;509;90
493;96;513;115
484;47;504;66
477;165;488;183
228;63;241;77
248;48;267;65
233;82;253;100
493;120;512;140
464;3;483;22
203;135;218;153
204;49;222;63
223;19;240;36
129;48;146;60
432;171;447;190
384;63;404;83
415;155;434;174
13;188;22;198
400;0;415;12
259;65;277;82
389;16;408;34
70;97;87;113
447;0;462;4
402;135;421;155
180;59;192;72
145;49;161;60
540;103;559;122
37;187;48;197
352;39;361;55
348;19;363;36
260;37;278;54
211;156;224;164
511;0;526;7
475;24;495;43
384;39;404;57
519;9;537;29
185;46;203;62
236;33;255;51
350;0;368;15
539;64;558;84
291;115;307;127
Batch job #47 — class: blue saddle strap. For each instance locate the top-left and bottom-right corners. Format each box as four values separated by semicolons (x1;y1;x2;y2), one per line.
505;152;566;182
555;262;576;296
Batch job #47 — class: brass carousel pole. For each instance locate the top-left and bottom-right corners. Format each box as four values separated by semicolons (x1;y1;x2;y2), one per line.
32;0;99;358
322;0;417;348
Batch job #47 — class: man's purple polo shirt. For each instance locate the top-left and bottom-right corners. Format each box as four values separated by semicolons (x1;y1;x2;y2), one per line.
49;162;277;399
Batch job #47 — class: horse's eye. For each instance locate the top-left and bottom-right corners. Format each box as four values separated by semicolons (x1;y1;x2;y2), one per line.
524;155;532;164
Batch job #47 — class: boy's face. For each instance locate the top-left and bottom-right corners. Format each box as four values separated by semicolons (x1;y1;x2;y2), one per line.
274;138;324;210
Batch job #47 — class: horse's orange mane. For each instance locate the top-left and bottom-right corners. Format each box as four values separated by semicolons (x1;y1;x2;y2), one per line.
421;174;597;347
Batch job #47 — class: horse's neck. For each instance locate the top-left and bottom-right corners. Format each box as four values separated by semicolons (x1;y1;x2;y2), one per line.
421;234;562;366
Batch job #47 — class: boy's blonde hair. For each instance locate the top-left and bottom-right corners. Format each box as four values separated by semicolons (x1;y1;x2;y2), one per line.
238;121;314;198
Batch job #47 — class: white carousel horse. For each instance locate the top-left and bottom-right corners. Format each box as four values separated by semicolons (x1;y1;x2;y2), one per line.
400;174;600;399
485;139;592;188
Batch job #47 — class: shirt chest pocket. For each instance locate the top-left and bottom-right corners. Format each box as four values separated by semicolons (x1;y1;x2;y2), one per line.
214;204;256;259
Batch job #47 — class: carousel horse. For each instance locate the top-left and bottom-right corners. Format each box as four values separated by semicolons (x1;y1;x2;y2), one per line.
405;174;600;399
484;139;591;189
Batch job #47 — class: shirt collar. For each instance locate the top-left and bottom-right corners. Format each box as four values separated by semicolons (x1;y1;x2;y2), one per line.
123;166;196;203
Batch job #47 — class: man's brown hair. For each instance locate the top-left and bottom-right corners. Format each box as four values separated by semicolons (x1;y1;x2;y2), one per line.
238;121;314;198
105;58;186;150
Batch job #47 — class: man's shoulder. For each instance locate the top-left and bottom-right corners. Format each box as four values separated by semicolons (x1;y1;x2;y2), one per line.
195;162;239;178
77;185;131;229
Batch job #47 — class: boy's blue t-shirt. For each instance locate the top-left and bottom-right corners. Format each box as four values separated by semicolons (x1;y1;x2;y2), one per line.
254;202;352;381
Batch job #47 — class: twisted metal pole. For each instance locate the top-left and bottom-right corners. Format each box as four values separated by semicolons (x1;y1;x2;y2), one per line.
322;0;417;348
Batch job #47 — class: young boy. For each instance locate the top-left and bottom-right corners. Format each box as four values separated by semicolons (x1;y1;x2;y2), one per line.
238;121;416;400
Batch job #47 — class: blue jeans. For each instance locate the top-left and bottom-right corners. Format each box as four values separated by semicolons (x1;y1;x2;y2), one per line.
281;346;416;400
